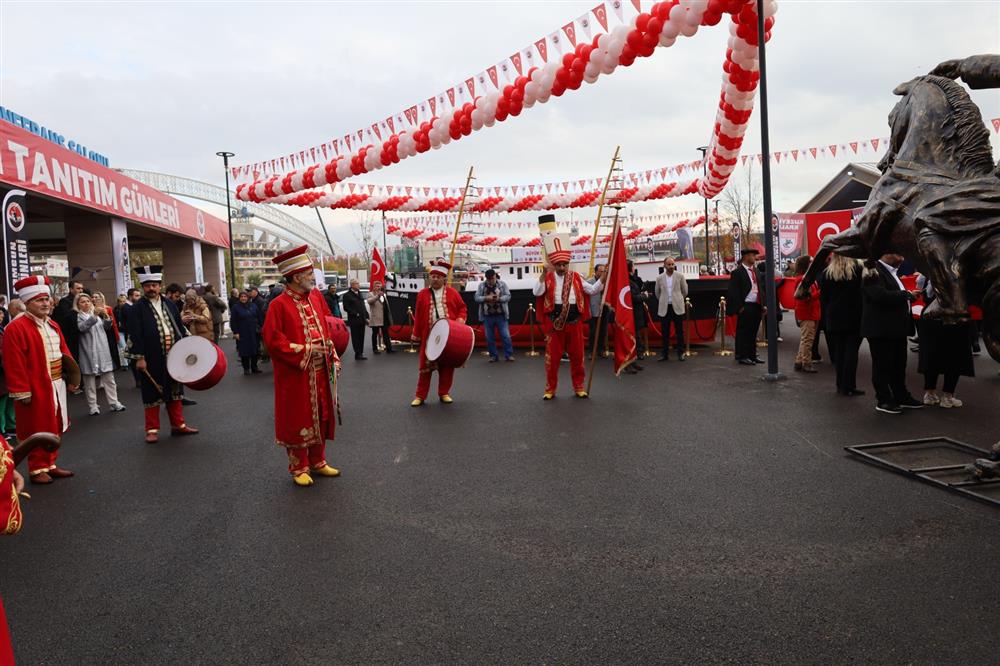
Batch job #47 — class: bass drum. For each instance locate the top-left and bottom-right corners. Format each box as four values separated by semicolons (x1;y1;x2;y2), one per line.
326;316;350;356
166;336;228;391
424;319;475;368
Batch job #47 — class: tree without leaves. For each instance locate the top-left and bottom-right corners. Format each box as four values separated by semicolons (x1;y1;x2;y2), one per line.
720;163;762;244
352;218;377;277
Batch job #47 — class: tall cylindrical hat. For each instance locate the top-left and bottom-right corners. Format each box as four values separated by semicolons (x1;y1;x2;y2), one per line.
537;214;571;264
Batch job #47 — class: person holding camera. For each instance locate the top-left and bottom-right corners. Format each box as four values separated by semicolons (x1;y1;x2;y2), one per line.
475;269;513;362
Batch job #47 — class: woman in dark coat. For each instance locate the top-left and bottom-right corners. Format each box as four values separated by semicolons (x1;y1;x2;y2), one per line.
230;292;262;374
917;278;974;408
817;253;864;396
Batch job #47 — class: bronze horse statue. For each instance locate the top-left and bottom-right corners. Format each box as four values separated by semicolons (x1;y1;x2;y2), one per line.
798;54;1000;362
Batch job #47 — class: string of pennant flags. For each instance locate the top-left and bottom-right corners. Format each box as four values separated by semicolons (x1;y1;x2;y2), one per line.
382;209;708;231
235;0;776;205
302;130;906;203
231;0;651;182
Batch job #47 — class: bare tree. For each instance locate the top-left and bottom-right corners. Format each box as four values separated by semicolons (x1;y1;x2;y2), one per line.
720;162;762;243
352;218;377;277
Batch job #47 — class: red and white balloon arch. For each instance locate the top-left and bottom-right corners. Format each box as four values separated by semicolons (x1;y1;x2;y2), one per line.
236;0;777;206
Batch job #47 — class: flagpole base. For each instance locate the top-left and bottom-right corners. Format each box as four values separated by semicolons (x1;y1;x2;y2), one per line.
756;340;768;347
684;351;698;358
714;350;734;356
525;351;541;357
761;372;786;382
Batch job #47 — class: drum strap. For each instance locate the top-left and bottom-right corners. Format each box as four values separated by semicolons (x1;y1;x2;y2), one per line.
553;273;573;331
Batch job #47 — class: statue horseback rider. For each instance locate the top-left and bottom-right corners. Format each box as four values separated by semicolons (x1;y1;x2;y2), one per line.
797;54;1000;362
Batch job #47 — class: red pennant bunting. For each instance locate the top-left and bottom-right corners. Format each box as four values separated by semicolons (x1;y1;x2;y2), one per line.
741;155;748;166
446;88;456;107
562;22;577;47
367;184;375;194
791;149;798;161
386;117;395;134
348;183;356;194
321;145;328;159
510;52;523;76
829;144;837;157
992;118;1000;132
423;187;430;196
487;66;499;89
592;3;609;30
357;130;364;145
773;152;781;163
465;77;475;98
871;138;880;151
809;147;817;159
405;186;412;195
372;124;382;141
630;0;641;10
528;185;534;194
546;183;553;193
849;142;858;154
428;97;437;116
535;38;548;63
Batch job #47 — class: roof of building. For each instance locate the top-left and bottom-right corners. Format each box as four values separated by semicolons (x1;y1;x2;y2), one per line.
798;162;881;213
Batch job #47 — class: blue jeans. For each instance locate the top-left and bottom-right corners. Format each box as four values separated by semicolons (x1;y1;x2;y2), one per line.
482;314;513;359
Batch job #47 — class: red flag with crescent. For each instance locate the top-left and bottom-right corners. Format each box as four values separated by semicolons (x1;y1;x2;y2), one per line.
602;224;637;375
370;247;386;287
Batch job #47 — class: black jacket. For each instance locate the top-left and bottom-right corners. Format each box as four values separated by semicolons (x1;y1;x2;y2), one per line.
726;263;758;313
342;289;368;324
818;270;863;334
861;262;915;339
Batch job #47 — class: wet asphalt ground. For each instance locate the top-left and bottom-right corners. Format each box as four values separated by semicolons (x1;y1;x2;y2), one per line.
1;329;999;665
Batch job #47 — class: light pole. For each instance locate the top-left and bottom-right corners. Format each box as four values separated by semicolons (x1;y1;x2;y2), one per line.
755;0;782;381
697;145;710;269
216;151;236;288
714;199;721;273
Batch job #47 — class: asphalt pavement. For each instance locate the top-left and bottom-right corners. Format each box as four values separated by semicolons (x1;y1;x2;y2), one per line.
2;330;999;665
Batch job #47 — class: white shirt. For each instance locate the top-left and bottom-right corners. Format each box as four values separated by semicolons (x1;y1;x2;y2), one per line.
665;273;674;297
744;263;759;303
532;272;600;305
26;313;61;363
878;260;906;290
430;286;447;320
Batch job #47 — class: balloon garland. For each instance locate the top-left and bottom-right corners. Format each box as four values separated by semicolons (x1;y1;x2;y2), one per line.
236;0;777;204
386;214;711;248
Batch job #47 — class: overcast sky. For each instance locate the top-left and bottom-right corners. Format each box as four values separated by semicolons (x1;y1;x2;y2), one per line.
2;1;998;252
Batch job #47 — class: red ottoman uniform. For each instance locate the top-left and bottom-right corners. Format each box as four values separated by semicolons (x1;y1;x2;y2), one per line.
533;256;600;395
262;247;340;478
2;437;23;663
412;262;467;401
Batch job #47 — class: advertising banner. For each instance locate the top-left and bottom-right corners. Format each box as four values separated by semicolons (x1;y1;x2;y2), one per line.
0;120;229;247
193;240;205;284
110;218;131;295
509;245;608;264
2;189;31;297
775;212;807;271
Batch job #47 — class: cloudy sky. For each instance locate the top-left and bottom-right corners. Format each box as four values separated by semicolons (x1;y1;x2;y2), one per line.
2;1;998;252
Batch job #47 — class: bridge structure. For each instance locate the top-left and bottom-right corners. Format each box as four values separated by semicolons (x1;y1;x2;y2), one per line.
118;169;345;255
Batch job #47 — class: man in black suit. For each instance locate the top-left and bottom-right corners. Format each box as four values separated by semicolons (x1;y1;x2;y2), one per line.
861;253;922;414
726;248;765;365
341;279;368;360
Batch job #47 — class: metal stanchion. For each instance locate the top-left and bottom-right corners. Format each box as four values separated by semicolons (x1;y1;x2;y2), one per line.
683;297;698;358
714;297;734;356
526;304;540;357
405;307;418;353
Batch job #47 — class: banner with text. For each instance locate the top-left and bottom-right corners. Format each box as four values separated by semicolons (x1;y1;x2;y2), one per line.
1;189;30;298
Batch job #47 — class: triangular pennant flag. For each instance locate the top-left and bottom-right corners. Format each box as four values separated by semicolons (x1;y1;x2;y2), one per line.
348;183;356;194
791;149;799;161
534;38;548;63
829;144;837;157
774;152;781;163
500;61;511;83
446;88;456;107
487;65;499;89
578;14;593;41
850;142;858;154
465;77;475;98
386;117;395;134
367;184;375;194
423;187;430;196
562;22;577;47
809;147;817;159
372;124;381;141
590;2;608;32
428;96;437;116
546;183;552;193
610;0;624;23
550;31;563;55
871;138;880;151
741;155;748;166
992;118;1000;132
405;186;412;196
629;0;641;12
510;52;523;76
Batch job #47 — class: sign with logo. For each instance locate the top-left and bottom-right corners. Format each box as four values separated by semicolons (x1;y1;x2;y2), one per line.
111;218;131;295
0;106;110;166
509;246;608;264
775;213;807;271
2;189;31;297
0;120;229;247
45;257;69;278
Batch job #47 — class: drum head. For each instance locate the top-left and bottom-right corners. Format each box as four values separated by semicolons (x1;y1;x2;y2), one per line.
425;319;451;362
167;336;217;384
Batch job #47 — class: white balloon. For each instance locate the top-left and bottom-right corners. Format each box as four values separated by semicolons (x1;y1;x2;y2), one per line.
608;37;626;59
584;73;599;85
601;62;617;76
530;67;543;84
658;33;676;47
475;96;488;110
763;0;778;18
669;4;686;23
584;62;599;78
484;117;495;128
597;32;611;50
524;81;540;100
680;23;698;37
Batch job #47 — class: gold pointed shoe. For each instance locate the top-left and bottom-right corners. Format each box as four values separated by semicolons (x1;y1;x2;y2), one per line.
574;391;589;399
542;393;554;400
410;398;424;407
439;394;453;404
313;464;340;477
292;473;314;487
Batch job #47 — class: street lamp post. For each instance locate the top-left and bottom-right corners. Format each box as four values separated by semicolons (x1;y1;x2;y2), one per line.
697;145;710;271
216;151;237;289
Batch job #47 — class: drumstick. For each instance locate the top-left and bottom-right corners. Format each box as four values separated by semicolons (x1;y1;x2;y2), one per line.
141;367;164;395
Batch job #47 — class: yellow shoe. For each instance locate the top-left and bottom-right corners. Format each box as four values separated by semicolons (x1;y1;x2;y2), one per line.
439;394;453;404
410;398;424;407
292;472;314;487
542;393;554;400
313;464;340;477
574;391;589;399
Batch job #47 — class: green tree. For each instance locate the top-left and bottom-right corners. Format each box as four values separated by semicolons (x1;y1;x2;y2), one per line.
246;272;263;287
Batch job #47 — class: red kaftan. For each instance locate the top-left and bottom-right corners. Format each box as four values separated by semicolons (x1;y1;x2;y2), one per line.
412;286;467;400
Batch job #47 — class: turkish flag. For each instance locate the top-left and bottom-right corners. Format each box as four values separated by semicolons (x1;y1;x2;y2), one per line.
370;247;387;286
806;210;854;255
602;225;637;375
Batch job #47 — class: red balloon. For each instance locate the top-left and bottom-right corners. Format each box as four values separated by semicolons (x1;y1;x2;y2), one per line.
656;2;672;20
510;87;524;103
636;12;651;32
571;57;586;73
555;67;570;85
647;17;663;34
621;44;636;61
502;84;515;98
641;31;658;50
562;52;576;68
509;101;523;116
626;29;643;50
639;41;656;58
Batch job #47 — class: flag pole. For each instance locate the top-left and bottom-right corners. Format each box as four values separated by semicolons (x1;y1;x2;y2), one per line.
585;207;621;396
447;166;476;286
587;146;621;278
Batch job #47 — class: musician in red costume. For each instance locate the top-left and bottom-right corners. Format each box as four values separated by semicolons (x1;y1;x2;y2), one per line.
262;246;342;487
533;250;604;399
410;260;467;406
2;276;80;483
1;436;24;663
